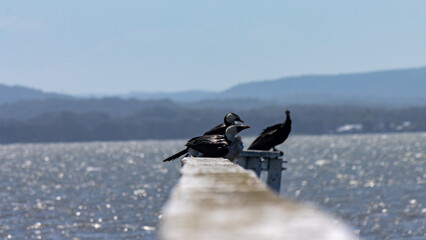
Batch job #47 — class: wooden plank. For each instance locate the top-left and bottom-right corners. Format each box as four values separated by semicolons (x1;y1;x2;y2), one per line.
239;150;282;158
261;158;269;170
160;157;356;240
246;157;262;177
266;157;283;192
236;156;247;168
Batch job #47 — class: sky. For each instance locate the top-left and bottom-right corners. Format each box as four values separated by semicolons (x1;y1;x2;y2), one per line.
1;1;426;95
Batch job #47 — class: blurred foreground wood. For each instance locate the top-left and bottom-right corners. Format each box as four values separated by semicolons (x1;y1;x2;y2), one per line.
160;157;356;240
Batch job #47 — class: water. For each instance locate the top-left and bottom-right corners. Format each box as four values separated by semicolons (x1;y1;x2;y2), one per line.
0;133;425;239
279;132;426;240
0;141;182;239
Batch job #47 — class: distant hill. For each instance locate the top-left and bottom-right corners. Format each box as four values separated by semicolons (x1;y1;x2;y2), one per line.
0;84;71;104
218;67;426;106
124;90;216;102
0;98;178;120
1;66;425;109
123;66;426;107
1;67;425;143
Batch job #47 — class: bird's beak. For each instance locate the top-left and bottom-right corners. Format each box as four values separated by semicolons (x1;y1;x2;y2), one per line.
238;119;245;123
237;125;250;131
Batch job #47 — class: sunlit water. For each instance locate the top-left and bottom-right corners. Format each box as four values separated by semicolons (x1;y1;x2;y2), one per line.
278;132;426;240
0;132;425;239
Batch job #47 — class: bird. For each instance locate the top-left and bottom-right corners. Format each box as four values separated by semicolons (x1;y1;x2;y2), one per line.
203;112;244;135
248;110;291;153
163;124;250;162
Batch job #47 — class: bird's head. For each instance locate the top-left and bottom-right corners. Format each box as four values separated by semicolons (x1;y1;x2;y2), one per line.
225;124;250;141
285;110;290;116
225;112;244;125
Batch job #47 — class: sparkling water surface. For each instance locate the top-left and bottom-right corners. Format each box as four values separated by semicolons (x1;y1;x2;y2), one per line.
0;132;425;239
0;140;182;239
278;132;425;240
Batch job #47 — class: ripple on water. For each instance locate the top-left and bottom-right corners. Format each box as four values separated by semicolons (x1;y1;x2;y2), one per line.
0;140;182;239
1;133;425;240
278;132;426;240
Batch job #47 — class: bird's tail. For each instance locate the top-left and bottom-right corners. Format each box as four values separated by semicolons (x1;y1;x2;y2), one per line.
163;149;188;162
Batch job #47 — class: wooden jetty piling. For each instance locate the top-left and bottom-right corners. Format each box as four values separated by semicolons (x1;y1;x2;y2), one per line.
236;150;284;192
160;157;356;240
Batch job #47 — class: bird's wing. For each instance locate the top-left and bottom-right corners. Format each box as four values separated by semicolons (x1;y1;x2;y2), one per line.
248;128;278;150
272;122;291;145
260;123;282;135
203;123;226;135
185;136;201;146
188;135;229;157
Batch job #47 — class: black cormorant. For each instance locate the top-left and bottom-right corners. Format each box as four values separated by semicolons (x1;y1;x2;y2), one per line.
163;124;250;162
248;110;291;152
203;112;244;135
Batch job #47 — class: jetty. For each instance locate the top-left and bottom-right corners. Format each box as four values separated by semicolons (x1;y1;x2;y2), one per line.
236;150;285;192
160;152;356;240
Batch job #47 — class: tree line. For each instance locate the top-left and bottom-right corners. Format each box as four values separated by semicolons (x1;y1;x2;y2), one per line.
0;104;425;143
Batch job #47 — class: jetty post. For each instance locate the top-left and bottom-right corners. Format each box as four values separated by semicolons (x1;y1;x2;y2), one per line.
160;157;356;240
236;150;285;192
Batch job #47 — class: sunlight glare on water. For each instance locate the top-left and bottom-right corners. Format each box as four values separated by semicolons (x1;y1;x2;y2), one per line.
0;140;183;239
277;132;426;240
0;132;425;239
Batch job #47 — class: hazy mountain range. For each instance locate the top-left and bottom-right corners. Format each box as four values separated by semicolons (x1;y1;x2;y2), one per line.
126;66;426;106
0;84;71;105
1;66;426;107
1;66;426;143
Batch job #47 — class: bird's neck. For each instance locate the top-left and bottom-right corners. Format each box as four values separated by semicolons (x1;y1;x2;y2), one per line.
224;115;233;126
225;132;236;142
225;120;234;126
284;115;291;124
229;137;243;150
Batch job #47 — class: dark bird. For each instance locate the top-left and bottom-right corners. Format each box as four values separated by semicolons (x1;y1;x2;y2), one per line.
248;110;292;152
163;124;250;162
203;112;244;135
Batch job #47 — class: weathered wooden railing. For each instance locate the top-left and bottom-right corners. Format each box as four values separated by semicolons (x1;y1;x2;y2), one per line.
236;150;285;192
160;157;356;240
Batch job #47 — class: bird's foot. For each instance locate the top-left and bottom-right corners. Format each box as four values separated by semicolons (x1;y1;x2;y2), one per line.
273;148;283;156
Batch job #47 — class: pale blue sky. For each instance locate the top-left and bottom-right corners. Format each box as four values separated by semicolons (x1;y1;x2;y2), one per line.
1;1;425;94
